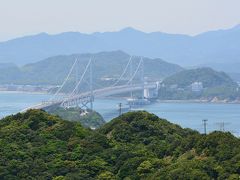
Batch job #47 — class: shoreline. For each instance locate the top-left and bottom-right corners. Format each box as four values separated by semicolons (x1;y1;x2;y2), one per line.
98;97;240;104
156;99;240;104
0;90;239;104
0;90;50;95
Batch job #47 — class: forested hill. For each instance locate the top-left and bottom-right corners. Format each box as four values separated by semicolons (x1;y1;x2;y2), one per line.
163;67;237;88
0;51;183;85
159;67;239;100
1;110;240;179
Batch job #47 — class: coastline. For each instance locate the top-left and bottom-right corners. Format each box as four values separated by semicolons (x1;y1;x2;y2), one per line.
1;90;240;104
156;99;240;104
0;90;50;95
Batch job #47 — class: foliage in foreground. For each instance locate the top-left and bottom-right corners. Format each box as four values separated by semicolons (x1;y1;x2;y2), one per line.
0;110;240;179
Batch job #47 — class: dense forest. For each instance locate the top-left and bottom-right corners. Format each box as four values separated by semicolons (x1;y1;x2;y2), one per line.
0;110;240;179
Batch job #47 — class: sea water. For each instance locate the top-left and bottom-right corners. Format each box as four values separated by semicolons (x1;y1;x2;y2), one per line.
0;92;240;136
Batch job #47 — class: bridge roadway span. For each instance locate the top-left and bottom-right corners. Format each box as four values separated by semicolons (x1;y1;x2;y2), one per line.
23;83;157;111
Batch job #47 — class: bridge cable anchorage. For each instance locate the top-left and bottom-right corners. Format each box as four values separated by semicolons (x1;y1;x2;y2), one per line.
111;56;133;87
49;58;78;102
126;57;143;85
61;58;92;106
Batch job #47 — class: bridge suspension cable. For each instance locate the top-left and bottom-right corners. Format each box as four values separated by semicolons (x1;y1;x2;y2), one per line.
126;57;143;85
63;58;92;102
50;58;78;101
111;56;132;87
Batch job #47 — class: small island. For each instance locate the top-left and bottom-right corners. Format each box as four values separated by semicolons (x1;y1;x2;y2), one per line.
47;106;105;129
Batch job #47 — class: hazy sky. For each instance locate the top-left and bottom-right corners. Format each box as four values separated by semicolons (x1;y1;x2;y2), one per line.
0;0;240;41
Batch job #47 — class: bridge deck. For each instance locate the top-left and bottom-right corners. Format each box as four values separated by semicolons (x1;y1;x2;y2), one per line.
22;83;156;112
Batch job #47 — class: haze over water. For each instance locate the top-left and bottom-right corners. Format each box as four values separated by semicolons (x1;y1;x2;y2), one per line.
1;92;240;136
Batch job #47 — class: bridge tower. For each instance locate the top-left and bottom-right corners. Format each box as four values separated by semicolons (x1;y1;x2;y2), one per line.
75;59;79;94
130;56;133;99
128;56;145;100
89;58;94;110
141;57;144;99
59;58;95;110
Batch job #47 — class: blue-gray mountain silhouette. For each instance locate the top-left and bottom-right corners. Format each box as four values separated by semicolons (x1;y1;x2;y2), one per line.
0;25;239;70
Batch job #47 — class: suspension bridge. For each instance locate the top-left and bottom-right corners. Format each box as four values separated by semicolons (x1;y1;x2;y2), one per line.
23;56;159;112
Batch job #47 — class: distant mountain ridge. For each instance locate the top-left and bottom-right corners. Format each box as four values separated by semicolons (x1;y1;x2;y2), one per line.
0;25;240;71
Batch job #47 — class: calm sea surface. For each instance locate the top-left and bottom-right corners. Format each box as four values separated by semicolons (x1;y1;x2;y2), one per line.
1;92;240;136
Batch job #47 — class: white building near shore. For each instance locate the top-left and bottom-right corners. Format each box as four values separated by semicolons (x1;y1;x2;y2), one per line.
191;82;203;92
